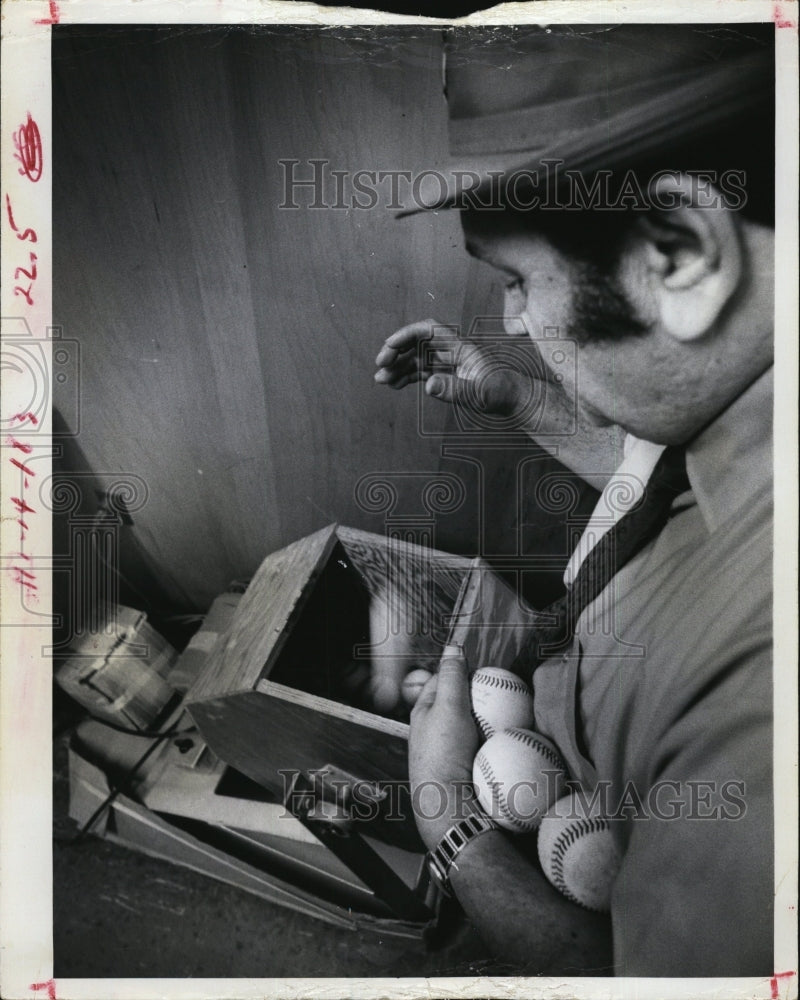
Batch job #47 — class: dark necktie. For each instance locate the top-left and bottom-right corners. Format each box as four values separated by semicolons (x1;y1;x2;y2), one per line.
529;444;690;662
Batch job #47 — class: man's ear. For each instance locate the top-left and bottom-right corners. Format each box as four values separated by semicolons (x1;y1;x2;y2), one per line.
639;173;743;342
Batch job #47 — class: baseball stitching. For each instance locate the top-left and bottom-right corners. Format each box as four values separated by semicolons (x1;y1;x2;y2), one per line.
475;717;496;739
505;729;565;772
473;673;531;695
475;752;531;832
548;816;613;909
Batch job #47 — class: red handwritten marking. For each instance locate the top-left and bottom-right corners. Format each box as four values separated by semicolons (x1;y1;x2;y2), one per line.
34;1;60;25
14;284;35;306
773;3;798;27
11;457;36;477
5;194;38;243
15;252;38;282
15;551;33;561
11;496;36;516
17;519;30;531
9;438;34;453
13;114;43;183
28;979;56;1000
11;412;39;425
771;971;796;998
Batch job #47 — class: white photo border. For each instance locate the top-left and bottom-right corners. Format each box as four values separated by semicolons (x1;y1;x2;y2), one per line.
1;1;797;997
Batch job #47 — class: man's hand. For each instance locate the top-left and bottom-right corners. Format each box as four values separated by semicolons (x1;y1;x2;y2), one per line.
375;318;626;488
367;586;444;714
408;648;480;850
408;648;613;973
374;318;535;419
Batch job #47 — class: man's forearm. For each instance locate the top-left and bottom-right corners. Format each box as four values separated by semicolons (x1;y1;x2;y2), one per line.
449;829;615;976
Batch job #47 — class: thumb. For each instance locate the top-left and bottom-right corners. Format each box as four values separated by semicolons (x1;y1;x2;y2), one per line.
426;373;495;420
435;647;471;708
411;672;439;714
425;370;526;418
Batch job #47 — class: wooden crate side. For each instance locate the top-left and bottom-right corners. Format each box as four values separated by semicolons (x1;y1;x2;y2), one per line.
255;678;410;740
337;525;472;659
187;524;339;703
336;526;470;602
187;689;422;851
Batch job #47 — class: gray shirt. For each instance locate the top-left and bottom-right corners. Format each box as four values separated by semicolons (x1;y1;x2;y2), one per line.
532;367;773;976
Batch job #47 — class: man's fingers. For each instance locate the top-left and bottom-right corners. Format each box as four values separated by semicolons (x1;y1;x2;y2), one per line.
375;339;467;390
378;322;515;413
376;338;462;374
374;363;415;384
382;319;440;352
375;342;418;368
378;321;465;368
385;372;425;390
374;348;422;381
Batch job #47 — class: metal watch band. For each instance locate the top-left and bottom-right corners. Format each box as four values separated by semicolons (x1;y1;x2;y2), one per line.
427;810;499;895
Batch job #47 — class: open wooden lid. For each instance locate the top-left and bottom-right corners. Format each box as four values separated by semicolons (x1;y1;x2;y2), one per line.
187;524;340;703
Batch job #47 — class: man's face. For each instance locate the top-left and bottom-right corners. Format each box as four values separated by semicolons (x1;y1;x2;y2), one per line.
462;212;665;439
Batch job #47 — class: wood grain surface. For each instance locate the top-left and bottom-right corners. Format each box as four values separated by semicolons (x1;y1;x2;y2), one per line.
187;524;338;701
187;690;422;850
53;27;470;610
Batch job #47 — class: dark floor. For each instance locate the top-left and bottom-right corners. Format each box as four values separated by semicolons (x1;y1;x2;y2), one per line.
53;730;510;980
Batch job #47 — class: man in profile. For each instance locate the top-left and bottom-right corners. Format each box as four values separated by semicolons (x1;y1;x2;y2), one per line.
374;24;775;976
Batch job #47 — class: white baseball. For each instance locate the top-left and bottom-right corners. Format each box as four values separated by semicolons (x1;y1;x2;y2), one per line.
470;666;534;740
537;794;622;911
401;668;433;706
473;728;568;833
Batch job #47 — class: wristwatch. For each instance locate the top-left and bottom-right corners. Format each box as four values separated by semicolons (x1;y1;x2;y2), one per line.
426;809;499;896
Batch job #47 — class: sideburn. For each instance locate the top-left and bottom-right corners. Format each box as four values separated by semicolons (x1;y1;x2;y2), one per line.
569;257;651;345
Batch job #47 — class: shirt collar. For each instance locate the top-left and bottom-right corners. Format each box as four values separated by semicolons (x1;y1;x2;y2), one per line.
685;365;773;534
563;435;666;587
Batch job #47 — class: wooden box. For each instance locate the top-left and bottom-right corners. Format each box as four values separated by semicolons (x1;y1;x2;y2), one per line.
56;604;178;730
186;524;542;849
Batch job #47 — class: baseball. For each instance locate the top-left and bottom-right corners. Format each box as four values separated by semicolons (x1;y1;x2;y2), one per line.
537;794;622;911
470;666;534;740
473;727;568;833
401;668;433;706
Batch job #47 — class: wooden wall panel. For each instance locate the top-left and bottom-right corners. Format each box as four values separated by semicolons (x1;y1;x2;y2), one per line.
53;27;468;610
226;30;467;547
53;26;591;615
